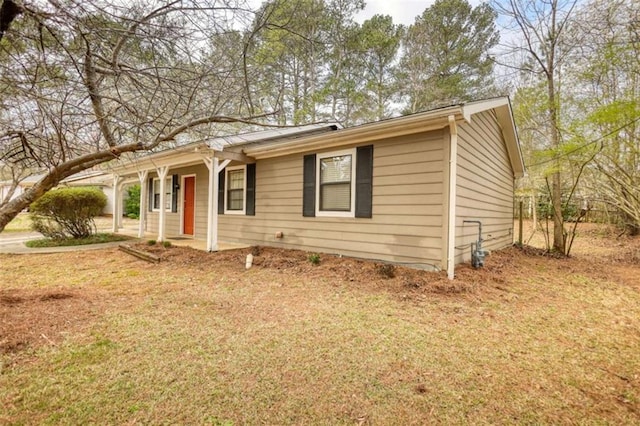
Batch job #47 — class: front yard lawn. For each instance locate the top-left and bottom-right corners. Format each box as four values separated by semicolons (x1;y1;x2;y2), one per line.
1;224;639;424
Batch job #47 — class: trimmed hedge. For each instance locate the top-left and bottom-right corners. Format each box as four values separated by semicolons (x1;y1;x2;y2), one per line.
30;187;107;239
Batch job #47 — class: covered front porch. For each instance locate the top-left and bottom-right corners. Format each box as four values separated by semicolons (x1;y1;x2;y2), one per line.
108;141;255;252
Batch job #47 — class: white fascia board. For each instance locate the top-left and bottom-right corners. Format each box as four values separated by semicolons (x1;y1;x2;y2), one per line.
460;97;510;123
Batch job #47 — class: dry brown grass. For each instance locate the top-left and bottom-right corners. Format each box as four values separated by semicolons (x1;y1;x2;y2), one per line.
1;221;639;424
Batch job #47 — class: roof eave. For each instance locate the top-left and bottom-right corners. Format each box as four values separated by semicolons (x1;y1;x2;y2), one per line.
244;106;466;159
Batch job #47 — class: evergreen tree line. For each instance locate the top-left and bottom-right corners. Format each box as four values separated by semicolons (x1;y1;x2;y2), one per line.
236;0;500;126
0;0;638;242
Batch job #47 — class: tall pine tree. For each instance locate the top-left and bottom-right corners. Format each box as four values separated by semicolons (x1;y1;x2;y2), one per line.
399;0;499;113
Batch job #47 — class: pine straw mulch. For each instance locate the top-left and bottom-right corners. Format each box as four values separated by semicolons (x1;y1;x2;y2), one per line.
130;238;640;303
0;288;105;362
2;234;639;364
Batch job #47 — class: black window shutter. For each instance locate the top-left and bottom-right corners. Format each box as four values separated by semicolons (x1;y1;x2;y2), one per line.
246;163;256;216
148;177;153;212
303;154;316;217
171;174;179;213
218;170;225;214
355;145;373;218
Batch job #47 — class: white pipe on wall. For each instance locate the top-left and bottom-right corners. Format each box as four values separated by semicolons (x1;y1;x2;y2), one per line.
447;115;458;280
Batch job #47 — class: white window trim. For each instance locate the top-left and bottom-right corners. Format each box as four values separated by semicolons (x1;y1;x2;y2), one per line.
224;165;247;215
316;148;356;218
180;174;196;235
152;177;173;212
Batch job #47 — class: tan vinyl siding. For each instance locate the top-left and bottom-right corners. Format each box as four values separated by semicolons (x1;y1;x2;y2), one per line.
455;110;515;264
218;131;446;269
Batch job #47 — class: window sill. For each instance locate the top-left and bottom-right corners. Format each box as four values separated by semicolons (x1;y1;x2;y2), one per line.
315;210;355;218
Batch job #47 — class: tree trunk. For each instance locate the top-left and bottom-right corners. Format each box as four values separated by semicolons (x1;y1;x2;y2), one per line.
532;192;537;230
0;143;141;232
1;180;20;205
0;173;61;232
552;168;564;252
547;4;565;254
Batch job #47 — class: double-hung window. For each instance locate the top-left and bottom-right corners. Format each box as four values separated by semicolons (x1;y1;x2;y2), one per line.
218;163;256;216
303;145;373;219
152;177;173;211
225;165;246;214
316;149;356;217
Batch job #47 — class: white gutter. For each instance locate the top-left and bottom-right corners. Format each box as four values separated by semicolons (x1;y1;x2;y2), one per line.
447;115;458;280
244;108;464;159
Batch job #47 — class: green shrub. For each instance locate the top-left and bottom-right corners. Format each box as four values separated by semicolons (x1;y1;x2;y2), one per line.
308;253;321;265
162;241;172;248
30;187;107;239
124;184;140;219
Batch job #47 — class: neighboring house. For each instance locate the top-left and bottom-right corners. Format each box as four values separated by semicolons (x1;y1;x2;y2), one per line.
111;97;525;278
0;170;114;214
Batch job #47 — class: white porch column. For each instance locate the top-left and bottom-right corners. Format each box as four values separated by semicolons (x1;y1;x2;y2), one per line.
112;175;123;233
117;181;126;229
156;166;169;242
137;170;149;238
204;157;230;252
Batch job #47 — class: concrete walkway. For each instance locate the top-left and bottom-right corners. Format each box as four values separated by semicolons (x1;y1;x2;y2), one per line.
0;217;248;254
0;231;133;254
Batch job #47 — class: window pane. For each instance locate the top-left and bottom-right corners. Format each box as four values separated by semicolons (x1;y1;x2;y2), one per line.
229;170;244;189
321;183;351;211
321;155;351;184
228;189;243;210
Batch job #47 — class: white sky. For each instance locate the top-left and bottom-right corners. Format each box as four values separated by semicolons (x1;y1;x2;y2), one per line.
355;0;433;25
355;0;484;26
245;1;484;27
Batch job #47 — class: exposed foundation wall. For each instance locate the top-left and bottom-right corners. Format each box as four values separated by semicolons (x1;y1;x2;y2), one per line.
455;110;516;264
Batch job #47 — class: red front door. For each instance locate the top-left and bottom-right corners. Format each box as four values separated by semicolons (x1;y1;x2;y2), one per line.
183;176;195;235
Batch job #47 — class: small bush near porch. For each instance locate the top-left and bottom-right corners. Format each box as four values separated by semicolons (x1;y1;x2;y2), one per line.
1;222;639;424
29;187;107;239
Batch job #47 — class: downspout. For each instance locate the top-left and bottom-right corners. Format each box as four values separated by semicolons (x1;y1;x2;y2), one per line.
447;115;458;280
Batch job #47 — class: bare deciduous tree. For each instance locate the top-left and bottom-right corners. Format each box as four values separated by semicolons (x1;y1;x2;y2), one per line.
0;0;269;232
569;0;640;235
493;0;580;254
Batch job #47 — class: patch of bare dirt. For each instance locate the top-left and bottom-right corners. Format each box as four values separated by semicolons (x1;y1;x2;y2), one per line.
0;288;105;362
